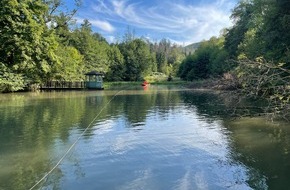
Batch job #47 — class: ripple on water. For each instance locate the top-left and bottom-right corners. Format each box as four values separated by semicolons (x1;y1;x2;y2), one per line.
1;89;268;190
55;109;254;189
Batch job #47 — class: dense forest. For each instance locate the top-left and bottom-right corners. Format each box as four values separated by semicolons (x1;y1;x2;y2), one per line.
1;0;290;118
179;0;290;80
179;0;290;119
0;0;185;92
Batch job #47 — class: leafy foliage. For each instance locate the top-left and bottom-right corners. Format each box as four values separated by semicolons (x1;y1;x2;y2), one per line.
224;1;254;57
224;0;290;119
225;0;290;63
151;38;185;75
68;20;110;73
178;0;290;119
119;39;155;81
105;45;125;81
0;0;58;84
0;63;25;92
178;37;230;80
53;45;84;81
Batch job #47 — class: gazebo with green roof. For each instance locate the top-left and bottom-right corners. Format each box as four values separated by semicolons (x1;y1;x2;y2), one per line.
85;71;104;90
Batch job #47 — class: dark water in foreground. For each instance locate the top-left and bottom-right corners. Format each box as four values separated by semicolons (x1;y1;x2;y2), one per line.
0;86;290;190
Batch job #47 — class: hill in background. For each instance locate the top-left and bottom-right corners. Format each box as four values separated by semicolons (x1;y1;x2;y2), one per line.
183;42;201;55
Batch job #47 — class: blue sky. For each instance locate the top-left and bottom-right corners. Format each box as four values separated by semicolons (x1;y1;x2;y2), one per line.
67;0;238;45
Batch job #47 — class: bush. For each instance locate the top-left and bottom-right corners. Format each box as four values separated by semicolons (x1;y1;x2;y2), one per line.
144;72;167;83
0;63;26;92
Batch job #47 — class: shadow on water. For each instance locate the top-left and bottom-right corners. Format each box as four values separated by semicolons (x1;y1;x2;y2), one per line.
179;89;290;190
0;91;90;189
179;90;267;120
225;118;290;190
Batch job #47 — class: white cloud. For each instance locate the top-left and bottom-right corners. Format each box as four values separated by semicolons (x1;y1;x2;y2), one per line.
90;20;115;32
112;0;125;16
76;0;237;44
75;16;115;33
92;0;113;15
106;35;116;43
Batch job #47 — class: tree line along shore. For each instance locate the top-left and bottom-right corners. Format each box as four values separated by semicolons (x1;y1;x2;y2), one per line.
1;0;290;119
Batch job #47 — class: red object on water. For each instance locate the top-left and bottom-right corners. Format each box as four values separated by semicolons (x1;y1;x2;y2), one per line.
142;85;148;90
141;81;149;86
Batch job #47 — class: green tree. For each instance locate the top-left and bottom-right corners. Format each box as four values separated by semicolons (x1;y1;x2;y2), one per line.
179;37;230;80
70;19;110;73
178;54;196;80
223;0;290;119
0;0;59;88
105;45;125;81
224;1;254;57
0;63;25;92
149;39;184;76
156;39;171;74
119;39;154;81
167;46;185;75
257;0;290;62
53;45;84;81
44;0;81;27
53;13;74;45
226;0;290;63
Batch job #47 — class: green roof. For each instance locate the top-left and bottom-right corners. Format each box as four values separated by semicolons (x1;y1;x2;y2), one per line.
85;71;103;75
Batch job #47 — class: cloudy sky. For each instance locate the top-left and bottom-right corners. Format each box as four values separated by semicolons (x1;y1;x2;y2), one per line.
67;0;238;45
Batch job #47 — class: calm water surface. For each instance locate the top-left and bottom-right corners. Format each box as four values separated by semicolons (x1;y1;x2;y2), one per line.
0;86;290;190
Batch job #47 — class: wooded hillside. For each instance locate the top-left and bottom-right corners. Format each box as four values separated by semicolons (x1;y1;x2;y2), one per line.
0;0;185;92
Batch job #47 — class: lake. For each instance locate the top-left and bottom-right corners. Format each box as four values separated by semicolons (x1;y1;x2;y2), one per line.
0;86;290;190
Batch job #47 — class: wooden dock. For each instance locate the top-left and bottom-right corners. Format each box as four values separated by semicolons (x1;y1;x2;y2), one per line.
40;81;86;90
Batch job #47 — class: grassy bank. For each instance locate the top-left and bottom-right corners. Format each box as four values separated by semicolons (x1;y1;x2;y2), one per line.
103;73;190;89
103;81;141;89
103;78;189;89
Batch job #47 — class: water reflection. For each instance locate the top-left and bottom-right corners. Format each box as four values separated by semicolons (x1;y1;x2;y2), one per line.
0;87;290;189
225;118;290;190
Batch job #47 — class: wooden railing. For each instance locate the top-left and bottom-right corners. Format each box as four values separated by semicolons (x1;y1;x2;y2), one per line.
40;81;85;89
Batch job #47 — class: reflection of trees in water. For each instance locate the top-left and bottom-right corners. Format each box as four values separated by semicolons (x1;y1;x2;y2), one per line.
225;118;290;190
179;90;231;122
0;92;87;189
2;89;285;189
180;90;266;121
118;90;181;127
179;90;290;189
0;89;182;189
